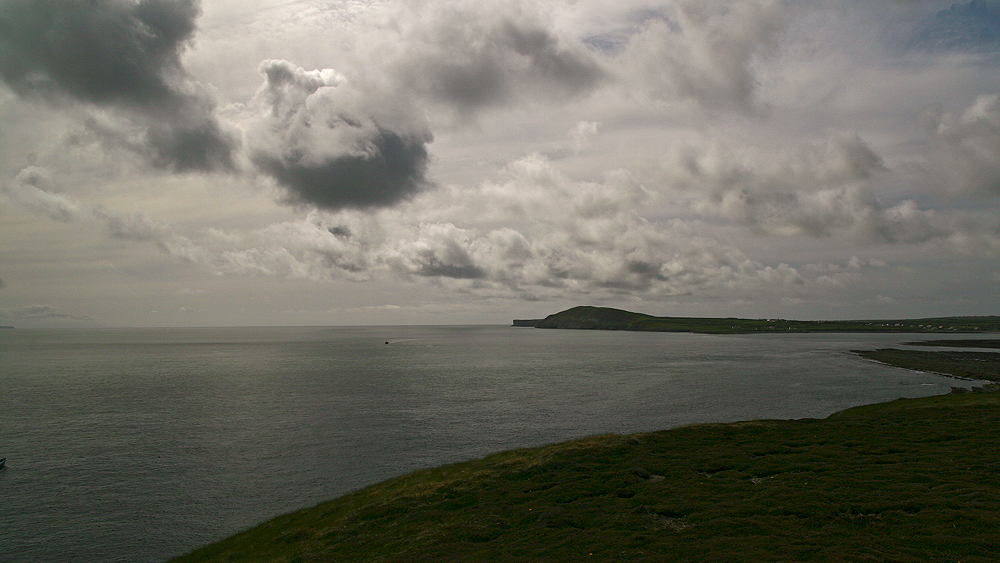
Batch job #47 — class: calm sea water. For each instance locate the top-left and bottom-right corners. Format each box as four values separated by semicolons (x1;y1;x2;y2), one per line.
0;326;982;563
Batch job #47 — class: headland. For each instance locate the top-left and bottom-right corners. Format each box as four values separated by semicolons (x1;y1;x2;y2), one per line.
519;305;1000;334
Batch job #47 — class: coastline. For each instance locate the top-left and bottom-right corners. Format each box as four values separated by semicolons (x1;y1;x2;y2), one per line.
168;345;1000;563
526;305;1000;334
852;347;1000;384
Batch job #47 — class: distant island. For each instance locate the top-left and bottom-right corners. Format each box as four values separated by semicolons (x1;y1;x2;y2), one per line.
0;325;14;329
516;306;1000;334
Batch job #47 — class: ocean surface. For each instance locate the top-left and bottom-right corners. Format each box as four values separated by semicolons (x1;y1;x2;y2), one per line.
0;325;985;563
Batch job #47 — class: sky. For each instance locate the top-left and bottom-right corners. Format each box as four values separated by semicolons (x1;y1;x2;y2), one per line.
1;0;999;327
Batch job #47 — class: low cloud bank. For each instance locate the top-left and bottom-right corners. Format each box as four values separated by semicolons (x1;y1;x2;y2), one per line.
0;304;94;324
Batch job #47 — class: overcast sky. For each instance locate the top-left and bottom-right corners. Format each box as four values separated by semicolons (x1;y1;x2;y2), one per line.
1;0;999;327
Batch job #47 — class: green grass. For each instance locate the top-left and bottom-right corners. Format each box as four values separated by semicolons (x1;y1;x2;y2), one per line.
169;390;1000;563
533;306;1000;334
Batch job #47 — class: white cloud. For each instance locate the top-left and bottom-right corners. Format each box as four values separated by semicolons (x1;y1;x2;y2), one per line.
923;93;1000;195
638;129;988;246
1;167;84;222
620;0;785;112
568;120;601;152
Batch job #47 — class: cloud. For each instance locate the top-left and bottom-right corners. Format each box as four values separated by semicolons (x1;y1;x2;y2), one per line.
218;154;866;301
4;0;1000;324
1;167;85;222
0;304;94;323
381;1;609;116
246;60;434;211
0;0;238;172
644;130;963;242
0;0;196;107
568;121;600;153
621;0;785;112
365;0;784;117
923;93;1000;195
0;153;829;301
143;110;238;172
1;166;212;261
9;143;993;316
385;223;488;280
238;2;614;210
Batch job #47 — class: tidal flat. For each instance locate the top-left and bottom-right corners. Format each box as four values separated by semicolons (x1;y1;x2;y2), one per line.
854;342;1000;383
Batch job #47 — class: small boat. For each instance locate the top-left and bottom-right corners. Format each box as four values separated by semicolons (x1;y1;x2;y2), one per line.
0;458;5;470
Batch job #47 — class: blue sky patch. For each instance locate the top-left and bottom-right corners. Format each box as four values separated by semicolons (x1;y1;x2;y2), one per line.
908;1;1000;52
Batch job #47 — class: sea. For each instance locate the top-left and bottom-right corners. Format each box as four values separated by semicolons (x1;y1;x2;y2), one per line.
0;325;986;563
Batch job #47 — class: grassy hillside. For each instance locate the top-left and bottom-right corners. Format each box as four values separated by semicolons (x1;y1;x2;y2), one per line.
532;305;1000;334
169;389;1000;563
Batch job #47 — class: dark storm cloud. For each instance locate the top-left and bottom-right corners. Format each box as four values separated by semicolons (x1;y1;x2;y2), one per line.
0;0;195;106
253;130;431;211
247;5;610;212
0;0;237;172
248;60;433;211
144;114;237;172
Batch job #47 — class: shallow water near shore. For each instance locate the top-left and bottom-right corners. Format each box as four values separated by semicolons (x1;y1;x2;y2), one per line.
0;326;985;563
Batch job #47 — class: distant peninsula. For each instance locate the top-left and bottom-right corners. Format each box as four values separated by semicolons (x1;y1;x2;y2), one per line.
517;306;1000;334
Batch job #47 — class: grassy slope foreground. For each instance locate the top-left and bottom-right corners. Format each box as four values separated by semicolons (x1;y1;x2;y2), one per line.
170;390;1000;563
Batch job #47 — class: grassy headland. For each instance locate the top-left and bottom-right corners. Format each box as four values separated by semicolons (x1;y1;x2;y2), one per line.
529;306;1000;334
169;391;1000;563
